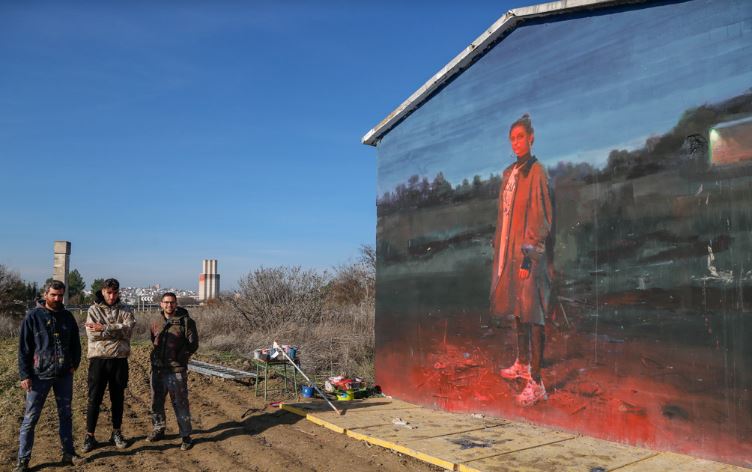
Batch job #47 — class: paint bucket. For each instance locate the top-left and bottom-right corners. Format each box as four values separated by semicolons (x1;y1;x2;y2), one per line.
337;390;354;401
301;386;314;398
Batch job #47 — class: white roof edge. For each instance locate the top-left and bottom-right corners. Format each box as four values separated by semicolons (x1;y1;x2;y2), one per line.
362;0;649;146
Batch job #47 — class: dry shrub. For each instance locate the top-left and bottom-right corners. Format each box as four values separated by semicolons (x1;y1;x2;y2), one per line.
0;265;32;334
0;315;21;338
193;248;376;381
230;266;327;331
192;302;375;381
131;310;156;340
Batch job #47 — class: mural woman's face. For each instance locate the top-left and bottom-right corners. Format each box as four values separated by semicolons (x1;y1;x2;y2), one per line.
509;125;533;158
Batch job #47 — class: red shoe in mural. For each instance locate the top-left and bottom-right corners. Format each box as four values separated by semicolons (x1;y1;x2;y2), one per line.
499;359;532;380
516;379;547;407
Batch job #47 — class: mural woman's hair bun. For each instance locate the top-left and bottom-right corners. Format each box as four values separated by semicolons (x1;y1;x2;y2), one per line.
509;113;534;136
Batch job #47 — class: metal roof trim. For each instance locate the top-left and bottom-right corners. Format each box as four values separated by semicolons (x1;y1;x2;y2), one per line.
362;0;648;146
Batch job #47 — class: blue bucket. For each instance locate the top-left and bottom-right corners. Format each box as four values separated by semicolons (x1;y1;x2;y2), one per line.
301;386;314;398
287;347;298;359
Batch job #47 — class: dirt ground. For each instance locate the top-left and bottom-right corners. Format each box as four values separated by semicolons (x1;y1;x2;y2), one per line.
0;339;440;472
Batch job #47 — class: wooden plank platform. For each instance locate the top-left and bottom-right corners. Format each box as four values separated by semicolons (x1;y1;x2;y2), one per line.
458;436;654;472
280;398;748;471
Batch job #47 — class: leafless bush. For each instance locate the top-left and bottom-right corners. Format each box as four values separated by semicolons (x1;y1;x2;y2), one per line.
131;310;157;341
229;266;328;331
0;265;27;319
195;246;377;380
326;244;375;307
0;315;21;338
0;265;32;337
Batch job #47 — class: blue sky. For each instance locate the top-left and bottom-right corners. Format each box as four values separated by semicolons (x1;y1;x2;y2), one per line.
377;0;752;194
0;0;528;290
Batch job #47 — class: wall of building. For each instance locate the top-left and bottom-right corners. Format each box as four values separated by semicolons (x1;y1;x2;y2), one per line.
374;0;752;465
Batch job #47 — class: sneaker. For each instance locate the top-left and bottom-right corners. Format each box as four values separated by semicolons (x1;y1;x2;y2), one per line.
500;359;532;380
111;430;128;449
516;379;547;407
61;452;86;466
13;458;29;472
180;436;194;451
146;428;165;442
82;434;98;453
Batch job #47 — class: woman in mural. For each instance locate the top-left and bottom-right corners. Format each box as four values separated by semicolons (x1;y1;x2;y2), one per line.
491;113;553;407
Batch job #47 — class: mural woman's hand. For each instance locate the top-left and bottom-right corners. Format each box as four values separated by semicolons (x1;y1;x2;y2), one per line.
519;255;532;279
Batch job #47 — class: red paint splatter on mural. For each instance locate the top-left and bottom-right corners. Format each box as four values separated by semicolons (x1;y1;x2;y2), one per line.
375;318;752;467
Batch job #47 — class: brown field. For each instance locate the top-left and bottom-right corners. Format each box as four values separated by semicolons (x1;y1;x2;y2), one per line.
0;339;438;472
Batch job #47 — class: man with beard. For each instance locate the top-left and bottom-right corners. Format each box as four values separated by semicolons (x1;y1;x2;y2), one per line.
147;292;199;451
83;278;135;452
16;280;83;472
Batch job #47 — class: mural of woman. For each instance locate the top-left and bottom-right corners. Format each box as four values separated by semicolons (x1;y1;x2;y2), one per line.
490;113;553;407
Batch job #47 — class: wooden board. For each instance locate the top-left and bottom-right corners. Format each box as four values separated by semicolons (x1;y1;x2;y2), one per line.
344;408;506;443
459;436;655;472
282;397;428;434
402;423;575;466
617;452;745;472
280;399;747;472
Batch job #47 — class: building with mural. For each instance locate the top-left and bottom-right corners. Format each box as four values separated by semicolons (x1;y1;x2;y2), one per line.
362;0;752;466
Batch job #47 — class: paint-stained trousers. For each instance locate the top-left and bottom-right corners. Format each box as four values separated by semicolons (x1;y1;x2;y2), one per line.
18;373;75;461
150;369;192;438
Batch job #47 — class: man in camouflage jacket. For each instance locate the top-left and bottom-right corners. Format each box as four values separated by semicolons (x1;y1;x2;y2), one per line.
83;278;135;452
147;292;198;450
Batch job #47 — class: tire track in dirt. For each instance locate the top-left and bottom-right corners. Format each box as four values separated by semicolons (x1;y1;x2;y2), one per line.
186;384;309;472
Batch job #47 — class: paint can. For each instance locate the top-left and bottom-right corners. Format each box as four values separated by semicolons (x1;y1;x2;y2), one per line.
301;386;314;398
337;390;354;401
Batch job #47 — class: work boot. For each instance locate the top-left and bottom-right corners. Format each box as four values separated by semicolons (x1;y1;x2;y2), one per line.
61;451;86;466
146;428;165;442
111;430;128;449
500;359;532;380
13;458;29;472
516;379;547;407
180;436;194;451
82;434;98;453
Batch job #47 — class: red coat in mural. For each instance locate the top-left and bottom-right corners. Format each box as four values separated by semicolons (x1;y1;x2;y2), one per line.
490;155;553;325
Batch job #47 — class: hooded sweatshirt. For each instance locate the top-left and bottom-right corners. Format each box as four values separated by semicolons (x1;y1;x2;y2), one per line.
86;291;136;359
18;301;81;380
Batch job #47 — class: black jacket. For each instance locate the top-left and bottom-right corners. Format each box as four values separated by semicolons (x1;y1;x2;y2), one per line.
18;302;81;380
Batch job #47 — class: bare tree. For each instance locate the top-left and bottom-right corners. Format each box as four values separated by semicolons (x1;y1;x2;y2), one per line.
0;265;28;319
229;266;328;331
328;245;376;306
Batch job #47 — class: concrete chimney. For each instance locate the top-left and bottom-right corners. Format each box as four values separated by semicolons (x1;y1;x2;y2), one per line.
198;259;220;304
53;241;71;304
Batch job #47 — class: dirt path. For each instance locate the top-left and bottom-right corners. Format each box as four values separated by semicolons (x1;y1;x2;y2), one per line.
0;339;439;472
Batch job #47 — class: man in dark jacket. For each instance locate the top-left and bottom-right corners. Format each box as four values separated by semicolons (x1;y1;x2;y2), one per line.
15;280;83;472
147;292;198;450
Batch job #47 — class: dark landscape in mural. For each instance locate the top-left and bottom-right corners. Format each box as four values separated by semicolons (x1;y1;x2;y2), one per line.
375;90;752;465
